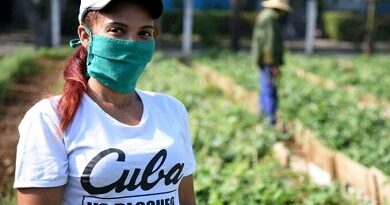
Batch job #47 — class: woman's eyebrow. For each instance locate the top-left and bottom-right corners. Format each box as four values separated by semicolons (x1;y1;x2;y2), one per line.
141;25;155;30
105;22;154;30
106;22;128;28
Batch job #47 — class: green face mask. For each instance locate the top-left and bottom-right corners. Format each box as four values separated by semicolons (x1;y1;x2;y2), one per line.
70;30;155;94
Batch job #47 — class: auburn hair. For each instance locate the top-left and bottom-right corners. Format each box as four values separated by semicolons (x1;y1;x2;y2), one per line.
56;11;99;133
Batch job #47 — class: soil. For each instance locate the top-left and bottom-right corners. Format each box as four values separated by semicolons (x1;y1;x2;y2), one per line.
0;57;65;195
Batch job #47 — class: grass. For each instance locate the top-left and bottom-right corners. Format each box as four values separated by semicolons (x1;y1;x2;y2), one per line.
0;46;72;100
0;195;16;205
0;48;39;100
37;46;73;59
0;181;16;205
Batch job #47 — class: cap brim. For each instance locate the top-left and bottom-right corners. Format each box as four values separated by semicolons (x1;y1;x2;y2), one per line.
78;0;163;23
78;0;112;23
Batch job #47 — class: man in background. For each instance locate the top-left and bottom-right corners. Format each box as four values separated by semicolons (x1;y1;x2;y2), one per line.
251;0;291;125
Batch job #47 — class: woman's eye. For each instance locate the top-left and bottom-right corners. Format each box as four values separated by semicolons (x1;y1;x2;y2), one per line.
139;31;153;39
108;28;124;34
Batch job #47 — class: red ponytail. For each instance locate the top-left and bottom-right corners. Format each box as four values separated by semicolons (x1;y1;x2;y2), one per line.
56;11;100;133
57;46;88;133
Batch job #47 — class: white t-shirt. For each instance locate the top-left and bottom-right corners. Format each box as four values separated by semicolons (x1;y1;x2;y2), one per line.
14;90;196;205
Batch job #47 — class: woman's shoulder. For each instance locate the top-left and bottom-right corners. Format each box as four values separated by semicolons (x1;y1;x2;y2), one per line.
24;95;61;119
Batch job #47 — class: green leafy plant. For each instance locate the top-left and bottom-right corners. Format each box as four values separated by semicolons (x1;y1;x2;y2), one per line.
191;49;390;175
140;53;358;204
286;53;390;100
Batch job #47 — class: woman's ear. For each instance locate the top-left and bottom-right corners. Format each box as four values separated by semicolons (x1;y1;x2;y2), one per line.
77;25;90;48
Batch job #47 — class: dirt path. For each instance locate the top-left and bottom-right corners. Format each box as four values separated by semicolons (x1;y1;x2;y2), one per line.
0;57;65;195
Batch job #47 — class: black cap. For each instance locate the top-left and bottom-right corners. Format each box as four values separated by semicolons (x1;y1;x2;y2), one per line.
137;0;164;19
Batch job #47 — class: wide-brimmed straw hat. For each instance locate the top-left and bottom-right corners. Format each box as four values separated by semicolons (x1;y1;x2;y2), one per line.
262;0;291;12
78;0;163;23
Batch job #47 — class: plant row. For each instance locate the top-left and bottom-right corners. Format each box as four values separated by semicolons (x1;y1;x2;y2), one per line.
279;67;390;174
193;50;390;101
138;54;358;204
286;54;390;101
191;50;390;175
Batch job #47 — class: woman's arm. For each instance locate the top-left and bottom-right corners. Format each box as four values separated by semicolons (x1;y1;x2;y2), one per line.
17;186;64;205
179;175;196;205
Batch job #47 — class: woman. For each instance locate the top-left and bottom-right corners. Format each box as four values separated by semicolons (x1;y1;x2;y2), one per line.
13;0;196;204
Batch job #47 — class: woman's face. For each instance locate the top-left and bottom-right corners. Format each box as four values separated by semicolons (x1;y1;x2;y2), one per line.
81;2;155;43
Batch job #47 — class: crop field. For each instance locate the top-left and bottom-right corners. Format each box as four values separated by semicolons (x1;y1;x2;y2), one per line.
0;48;378;204
192;50;390;177
140;54;359;204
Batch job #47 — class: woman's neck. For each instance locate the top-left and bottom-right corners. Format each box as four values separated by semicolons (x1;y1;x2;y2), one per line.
86;78;139;108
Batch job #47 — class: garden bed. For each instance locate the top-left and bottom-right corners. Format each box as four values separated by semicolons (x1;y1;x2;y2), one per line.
192;62;390;205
